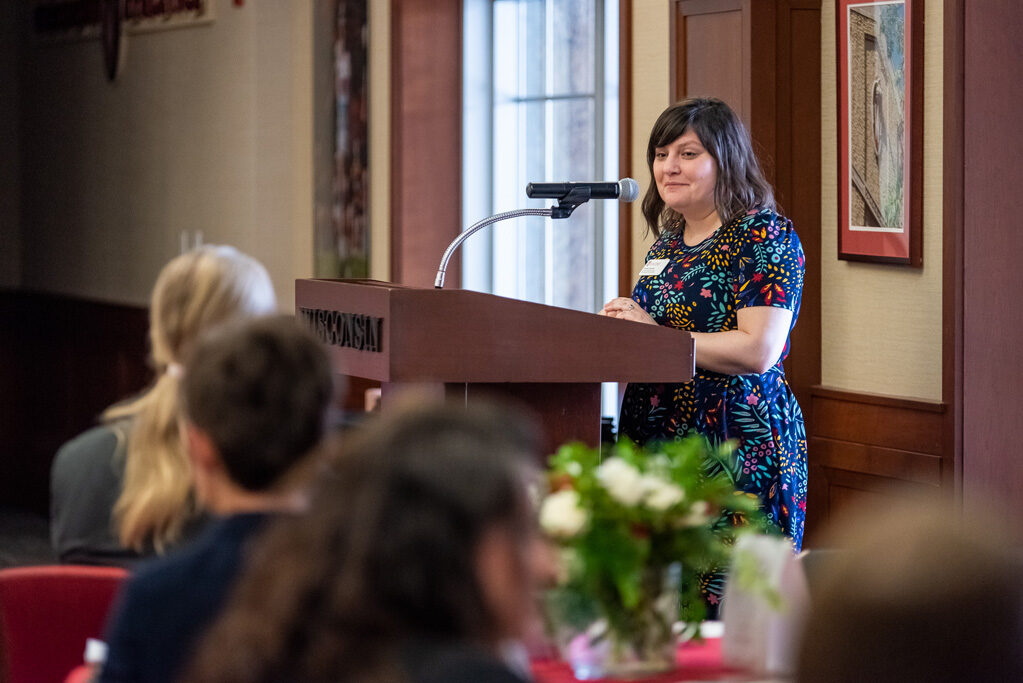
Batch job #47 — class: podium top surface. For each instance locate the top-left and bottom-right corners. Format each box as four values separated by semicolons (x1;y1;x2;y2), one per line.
296;278;694;384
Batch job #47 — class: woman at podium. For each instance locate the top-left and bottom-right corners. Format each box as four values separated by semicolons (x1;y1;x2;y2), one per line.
600;98;806;579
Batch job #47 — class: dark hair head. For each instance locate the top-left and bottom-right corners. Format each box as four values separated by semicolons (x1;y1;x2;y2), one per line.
641;97;775;237
180;314;334;491
184;401;541;683
320;401;540;638
796;501;1023;683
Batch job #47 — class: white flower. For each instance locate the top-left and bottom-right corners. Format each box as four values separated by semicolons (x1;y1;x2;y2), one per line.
642;475;686;511
595;457;646;506
540;489;589;538
679;500;711;527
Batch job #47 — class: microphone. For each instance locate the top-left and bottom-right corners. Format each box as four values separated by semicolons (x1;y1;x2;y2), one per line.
435;179;638;287
526;178;640;203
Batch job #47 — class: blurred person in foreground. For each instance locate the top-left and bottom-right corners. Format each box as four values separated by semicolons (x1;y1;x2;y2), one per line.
98;314;335;683
185;401;553;683
51;246;277;565
796;498;1023;683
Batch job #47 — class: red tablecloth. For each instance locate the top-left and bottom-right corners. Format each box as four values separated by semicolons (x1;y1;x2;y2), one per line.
531;637;749;682
64;664;94;683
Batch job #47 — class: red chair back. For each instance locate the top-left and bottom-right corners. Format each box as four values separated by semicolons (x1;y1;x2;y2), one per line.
0;565;128;683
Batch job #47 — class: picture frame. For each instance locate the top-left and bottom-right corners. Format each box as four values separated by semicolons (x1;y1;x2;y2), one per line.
837;0;922;265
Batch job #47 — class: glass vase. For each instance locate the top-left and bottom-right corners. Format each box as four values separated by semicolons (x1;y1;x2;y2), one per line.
552;564;681;680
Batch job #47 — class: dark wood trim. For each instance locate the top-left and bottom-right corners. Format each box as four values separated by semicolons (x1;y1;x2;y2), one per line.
810;438;942;487
816;466;937;499
747;0;776;178
669;2;679;109
833;252;922;266
942;0;965;496
833;0;842;264
907;0;925;267
811;385;944;413
383;381;603;458
680;0;742;15
618;0;634;298
741;0;754;127
777;0;821;445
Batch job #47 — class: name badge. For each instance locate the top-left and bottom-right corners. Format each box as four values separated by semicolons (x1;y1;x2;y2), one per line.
638;258;669;277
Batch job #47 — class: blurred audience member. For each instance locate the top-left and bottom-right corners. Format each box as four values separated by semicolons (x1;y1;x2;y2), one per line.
99;314;334;683
185;401;549;683
796;499;1023;683
51;246;276;565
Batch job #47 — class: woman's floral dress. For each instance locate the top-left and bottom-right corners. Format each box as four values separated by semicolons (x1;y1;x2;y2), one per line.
619;207;807;605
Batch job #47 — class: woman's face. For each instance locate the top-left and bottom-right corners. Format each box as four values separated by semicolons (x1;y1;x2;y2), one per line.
652;128;718;218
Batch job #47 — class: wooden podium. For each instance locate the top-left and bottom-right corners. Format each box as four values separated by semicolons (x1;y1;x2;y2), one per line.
296;279;694;452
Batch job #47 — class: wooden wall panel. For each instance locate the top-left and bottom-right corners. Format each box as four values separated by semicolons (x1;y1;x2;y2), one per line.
806;387;948;546
811;388;943;454
0;292;151;514
959;0;1023;513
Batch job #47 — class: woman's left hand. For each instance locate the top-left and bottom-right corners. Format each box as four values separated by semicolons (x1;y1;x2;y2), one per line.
598;297;657;325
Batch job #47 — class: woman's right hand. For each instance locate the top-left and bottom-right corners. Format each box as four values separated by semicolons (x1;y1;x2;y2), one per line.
598;298;657;325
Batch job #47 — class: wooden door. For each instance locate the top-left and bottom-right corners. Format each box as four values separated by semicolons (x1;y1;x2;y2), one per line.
671;0;750;123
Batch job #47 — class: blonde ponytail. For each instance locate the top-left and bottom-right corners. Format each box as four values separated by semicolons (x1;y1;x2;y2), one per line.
106;373;192;551
106;245;276;552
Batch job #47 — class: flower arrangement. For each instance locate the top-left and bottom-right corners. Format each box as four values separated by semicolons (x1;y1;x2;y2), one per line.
539;436;770;678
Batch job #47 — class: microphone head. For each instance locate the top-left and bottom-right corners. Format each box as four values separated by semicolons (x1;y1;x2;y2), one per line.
617;178;640;202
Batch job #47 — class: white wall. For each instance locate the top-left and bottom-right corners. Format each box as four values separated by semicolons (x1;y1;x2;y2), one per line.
17;0;315;309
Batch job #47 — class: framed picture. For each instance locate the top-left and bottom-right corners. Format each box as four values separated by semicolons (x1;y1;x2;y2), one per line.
837;0;922;265
315;0;370;279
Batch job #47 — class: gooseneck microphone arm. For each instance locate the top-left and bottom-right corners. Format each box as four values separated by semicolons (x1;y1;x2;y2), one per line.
434;178;638;289
434;208;553;289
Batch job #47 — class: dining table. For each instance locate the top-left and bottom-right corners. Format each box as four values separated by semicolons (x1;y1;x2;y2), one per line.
530;635;787;683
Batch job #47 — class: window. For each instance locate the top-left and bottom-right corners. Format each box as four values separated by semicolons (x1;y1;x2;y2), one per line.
463;0;620;417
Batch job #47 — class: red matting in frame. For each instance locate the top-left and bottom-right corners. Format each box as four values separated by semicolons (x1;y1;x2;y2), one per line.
837;0;923;266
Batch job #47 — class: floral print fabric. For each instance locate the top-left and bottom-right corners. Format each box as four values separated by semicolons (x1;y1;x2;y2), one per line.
619;208;808;564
